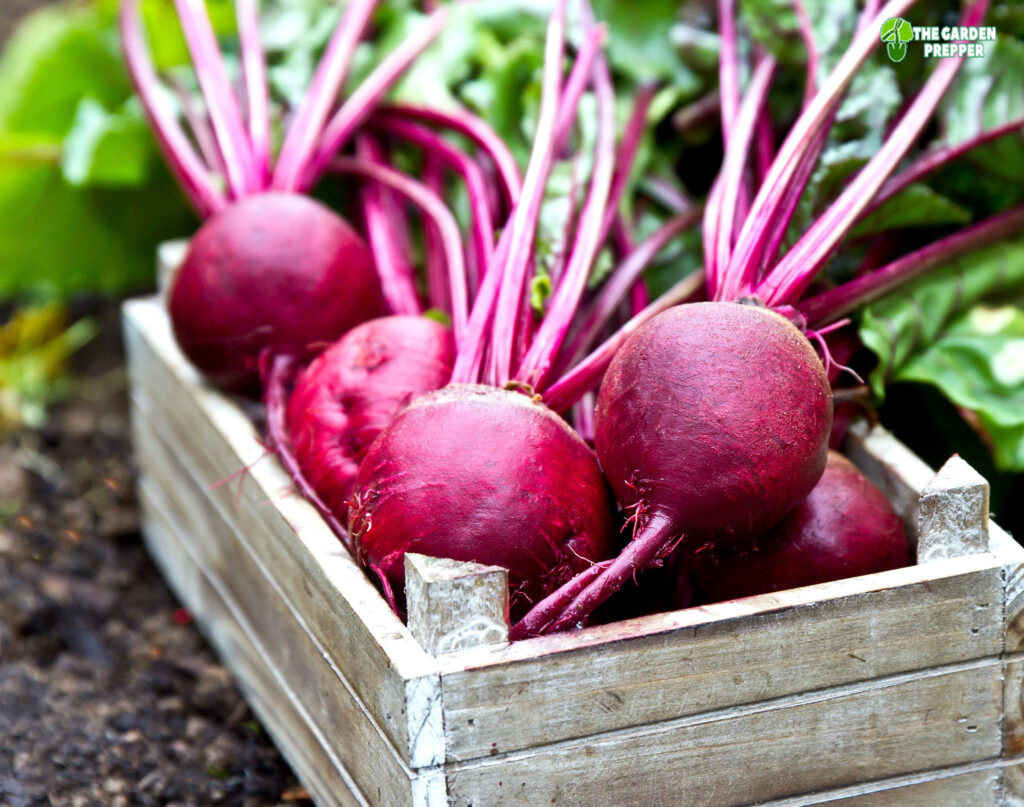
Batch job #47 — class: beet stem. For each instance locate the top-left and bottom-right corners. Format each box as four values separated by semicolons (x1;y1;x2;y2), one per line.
797;203;1024;327
331;156;469;341
719;0;917;300
174;0;259;198
381;103;523;206
543;269;705;412
755;0;988;306
355;135;424;316
236;0;271;184
304;6;450;191
118;0;226;217
272;0;379;191
372;114;496;283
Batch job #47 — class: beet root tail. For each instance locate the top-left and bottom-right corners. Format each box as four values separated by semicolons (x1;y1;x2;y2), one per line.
514;511;677;637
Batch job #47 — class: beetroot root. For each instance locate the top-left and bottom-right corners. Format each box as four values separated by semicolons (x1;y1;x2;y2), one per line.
690;451;911;603
348;384;617;616
169;192;385;392
285;315;454;521
514;301;833;637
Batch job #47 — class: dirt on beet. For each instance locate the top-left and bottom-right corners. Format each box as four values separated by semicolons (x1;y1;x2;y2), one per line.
0;302;312;807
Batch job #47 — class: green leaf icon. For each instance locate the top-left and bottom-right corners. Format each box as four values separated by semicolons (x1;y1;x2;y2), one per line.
880;17;913;62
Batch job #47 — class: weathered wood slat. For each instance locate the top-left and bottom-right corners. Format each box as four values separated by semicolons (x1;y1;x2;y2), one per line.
444;660;1002;807
123;299;444;768
138;480;367;807
134;408;430;807
761;759;1015;806
436;554;1003;761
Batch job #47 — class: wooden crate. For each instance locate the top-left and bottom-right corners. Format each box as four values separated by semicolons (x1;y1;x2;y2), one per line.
124;295;1024;807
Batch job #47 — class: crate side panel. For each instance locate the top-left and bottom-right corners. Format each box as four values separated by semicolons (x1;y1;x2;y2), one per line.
139;483;367;807
441;560;1002;760
123;299;437;764
445;661;1002;807
762;763;1006;806
134;420;418;807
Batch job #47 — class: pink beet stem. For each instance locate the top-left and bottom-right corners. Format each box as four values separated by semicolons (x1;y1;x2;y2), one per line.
756;0;988;306
422;154;451;314
272;0;379;191
331;156;469;341
235;0;271;184
303;6;450;191
598;84;658;248
719;0;918;301
262;353;352;552
543;268;705;413
118;0;226;217
515;21;617;392
866;116;1024;214
381;103;523;205
487;0;568;385
561;208;701;368
717;0;741;143
371;114;496;275
165;73;225;179
712;57;777;293
797;203;1024;328
553;25;607;153
174;0;259;198
792;0;819;106
355;135;424;316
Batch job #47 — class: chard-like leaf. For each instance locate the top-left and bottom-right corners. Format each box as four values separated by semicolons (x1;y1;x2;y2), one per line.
61;97;152;187
850;182;971;238
873;303;1024;471
860;236;1024;400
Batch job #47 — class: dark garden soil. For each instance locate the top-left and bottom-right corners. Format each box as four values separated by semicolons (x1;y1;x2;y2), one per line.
0;302;312;807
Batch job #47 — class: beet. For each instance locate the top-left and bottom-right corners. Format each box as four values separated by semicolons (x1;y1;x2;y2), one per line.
169;192;385;392
348;384;617;615
514;301;833;637
284;315;454;521
690;451;911;603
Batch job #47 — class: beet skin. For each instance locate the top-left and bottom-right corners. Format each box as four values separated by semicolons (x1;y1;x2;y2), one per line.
517;301;833;636
690;451;912;603
597;302;833;545
348;384;617;616
285;315;454;521
169;192;385;392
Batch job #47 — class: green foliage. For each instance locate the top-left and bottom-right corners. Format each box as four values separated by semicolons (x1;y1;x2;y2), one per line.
0;2;195;301
0;303;96;434
860;238;1024;471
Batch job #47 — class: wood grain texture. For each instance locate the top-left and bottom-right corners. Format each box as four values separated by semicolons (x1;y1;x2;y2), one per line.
138;478;368;807
436;554;1003;761
761;759;1014;806
444;661;1003;807
917;455;990;562
134;419;420;807
123;299;444;768
405;554;509;656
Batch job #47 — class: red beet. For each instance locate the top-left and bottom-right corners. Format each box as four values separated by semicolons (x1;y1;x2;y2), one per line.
348;384;617;615
284;315;454;520
169;192;385;392
516;301;833;636
691;451;911;602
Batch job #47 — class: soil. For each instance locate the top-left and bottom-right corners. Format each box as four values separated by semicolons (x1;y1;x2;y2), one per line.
0;303;312;807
